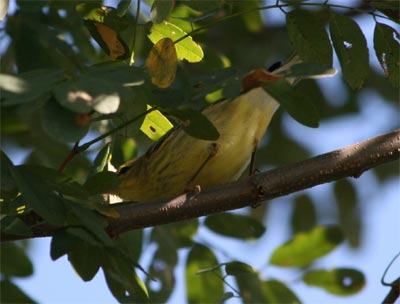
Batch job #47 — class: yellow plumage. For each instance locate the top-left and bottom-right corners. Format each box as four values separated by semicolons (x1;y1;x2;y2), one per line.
110;56;301;202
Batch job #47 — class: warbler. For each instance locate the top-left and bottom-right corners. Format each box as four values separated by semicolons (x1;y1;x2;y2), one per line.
110;55;301;202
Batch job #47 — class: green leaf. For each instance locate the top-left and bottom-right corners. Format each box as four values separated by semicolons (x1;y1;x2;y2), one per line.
51;229;83;260
68;202;113;246
264;79;320;128
232;270;266;303
270;225;344;267
152;219;199;249
114;230;143;263
117;0;131;17
186;244;224;303
140;104;174;141
165;106;220;140
53;76;120;114
9;165;66;226
0;69;64;106
303;268;366;295
89;143;112;177
84;171;120;195
0;151;18;199
41;98;90;143
236;0;263;33
329;13;369;89
76;4;130;31
86;64;145;87
68;242;101;281
291;194;316;233
282;63;337;79
110;138;137;169
102;249;149;302
148;21;204;62
334;179;361;247
286;10;333;66
374;22;400;87
0;216;32;236
0;279;37;304
225;261;255;275
151;0;175;23
0;243;33;277
263;279;301;303
205;213;265;240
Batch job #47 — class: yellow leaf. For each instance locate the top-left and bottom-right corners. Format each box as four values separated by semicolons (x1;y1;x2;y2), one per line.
145;37;177;88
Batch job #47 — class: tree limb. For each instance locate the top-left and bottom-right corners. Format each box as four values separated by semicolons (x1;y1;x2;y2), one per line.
1;129;399;242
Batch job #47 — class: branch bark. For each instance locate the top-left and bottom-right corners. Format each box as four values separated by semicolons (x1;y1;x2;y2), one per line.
1;129;399;242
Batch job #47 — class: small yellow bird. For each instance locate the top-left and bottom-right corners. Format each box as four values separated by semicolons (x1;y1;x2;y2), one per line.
110;55;301;202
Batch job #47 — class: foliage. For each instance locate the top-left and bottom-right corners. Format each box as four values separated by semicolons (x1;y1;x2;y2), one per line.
0;0;399;303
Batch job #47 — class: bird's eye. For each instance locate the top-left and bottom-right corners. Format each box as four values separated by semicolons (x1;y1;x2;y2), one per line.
118;166;131;175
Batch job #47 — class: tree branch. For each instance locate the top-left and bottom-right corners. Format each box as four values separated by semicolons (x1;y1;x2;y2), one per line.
1;129;399;242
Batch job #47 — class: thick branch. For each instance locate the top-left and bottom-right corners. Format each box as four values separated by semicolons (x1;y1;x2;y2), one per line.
1;129;399;242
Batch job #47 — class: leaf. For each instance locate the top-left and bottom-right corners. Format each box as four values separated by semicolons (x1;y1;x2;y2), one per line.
84;171;120;195
232;269;266;303
0;216;32;236
329;13;369;89
282;63;337;79
89;143;112;177
0;69;64;106
165;106;220;140
0;242;33;277
8;164;66;226
0;279;37;304
374;22;400;87
263;279;301;303
205;213;265;240
110;138;137;169
225;261;255;275
291;194;316;233
286;10;333;66
41;99;90;143
148;21;204;62
302;268;366;295
86;64;145;87
68;242;101;281
236;0;263;33
264;79;320;128
186;244;224;303
51;229;83;260
146;37;178;88
140;104;174;141
53;76;120;114
334;179;361;247
102;249;149;302
152;219;199;249
151;0;175;23
270;225;344;267
114;230;143;263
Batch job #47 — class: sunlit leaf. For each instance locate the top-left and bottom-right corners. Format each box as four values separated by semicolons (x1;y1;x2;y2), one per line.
374;22;400;87
205;213;265;240
286;10;333;66
270;225;344;267
186;244;224;303
329;13;369;89
148;21;204;62
140;104;174;141
303;268;366;295
146;37;178;88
